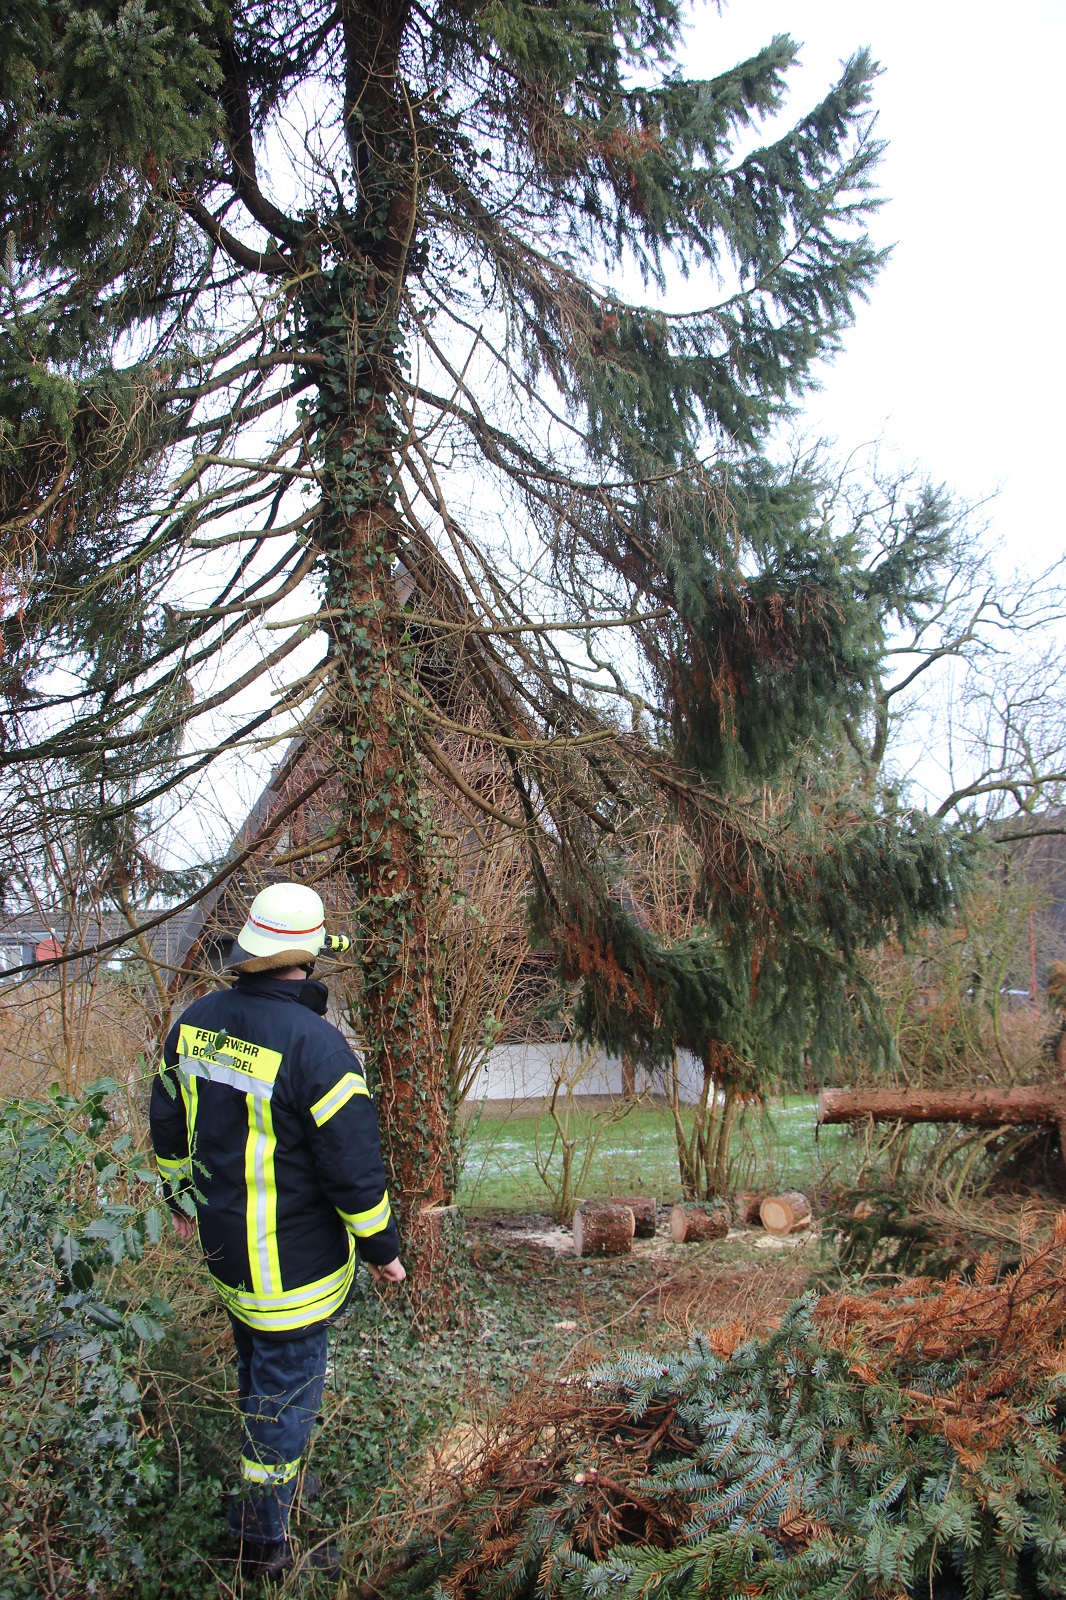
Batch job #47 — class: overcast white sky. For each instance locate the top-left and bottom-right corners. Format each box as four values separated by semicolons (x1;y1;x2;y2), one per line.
687;0;1066;571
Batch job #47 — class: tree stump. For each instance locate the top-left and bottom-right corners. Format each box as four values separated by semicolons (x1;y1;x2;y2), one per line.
669;1201;731;1243
759;1192;811;1235
405;1205;465;1325
733;1191;763;1226
609;1196;657;1238
573;1203;634;1257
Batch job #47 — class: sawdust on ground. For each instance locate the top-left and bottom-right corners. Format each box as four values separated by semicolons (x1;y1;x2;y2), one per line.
470;1212;820;1346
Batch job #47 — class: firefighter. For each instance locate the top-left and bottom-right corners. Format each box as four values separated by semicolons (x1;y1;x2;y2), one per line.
150;882;404;1578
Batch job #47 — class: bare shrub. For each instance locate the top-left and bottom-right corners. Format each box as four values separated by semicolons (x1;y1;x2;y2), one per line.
0;972;157;1101
532;1038;642;1223
852;841;1066;1091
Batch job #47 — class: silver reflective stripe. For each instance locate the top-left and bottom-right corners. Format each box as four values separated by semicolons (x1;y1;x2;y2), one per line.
222;1258;353;1311
178;1059;274;1100
211;1244;355;1331
250;1097;276;1295
339;1193;391;1236
309;1071;369;1126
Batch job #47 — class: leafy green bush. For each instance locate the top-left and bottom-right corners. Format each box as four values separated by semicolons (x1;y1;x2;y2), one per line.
0;1083;173;1597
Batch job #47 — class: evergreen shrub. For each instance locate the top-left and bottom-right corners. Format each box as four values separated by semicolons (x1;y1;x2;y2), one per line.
0;1085;173;1597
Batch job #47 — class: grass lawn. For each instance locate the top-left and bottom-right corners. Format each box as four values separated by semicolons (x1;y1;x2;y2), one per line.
457;1095;864;1213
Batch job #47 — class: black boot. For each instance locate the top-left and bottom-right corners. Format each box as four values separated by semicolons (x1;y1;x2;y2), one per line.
296;1540;343;1581
234;1535;342;1584
237;1537;294;1581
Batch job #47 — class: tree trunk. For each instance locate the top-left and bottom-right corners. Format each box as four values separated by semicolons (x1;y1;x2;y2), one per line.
329;501;453;1303
759;1192;811;1235
708;1082;739;1197
573;1203;635;1257
310;4;458;1313
818;1086;1066;1127
669;1201;730;1243
406;1205;464;1307
667;1052;700;1199
609;1196;657;1238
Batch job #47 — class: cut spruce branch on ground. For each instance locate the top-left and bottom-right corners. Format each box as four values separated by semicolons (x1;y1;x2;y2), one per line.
389;1219;1066;1600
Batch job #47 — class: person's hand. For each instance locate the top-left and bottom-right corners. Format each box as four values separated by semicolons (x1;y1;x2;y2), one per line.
171;1211;197;1241
366;1257;406;1285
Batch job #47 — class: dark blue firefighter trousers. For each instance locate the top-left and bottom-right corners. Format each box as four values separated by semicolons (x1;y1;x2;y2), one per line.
227;1314;328;1545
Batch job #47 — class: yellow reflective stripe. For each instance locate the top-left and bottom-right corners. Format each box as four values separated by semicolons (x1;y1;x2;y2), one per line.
264;1102;281;1293
240;1455;302;1487
156;1154;192;1183
309;1071;369;1127
338;1191;391;1238
212;1247;355;1333
245;1096;281;1297
176;1075;201;1244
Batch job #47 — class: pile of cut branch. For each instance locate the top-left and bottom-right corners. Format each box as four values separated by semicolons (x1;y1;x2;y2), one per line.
389;1221;1066;1600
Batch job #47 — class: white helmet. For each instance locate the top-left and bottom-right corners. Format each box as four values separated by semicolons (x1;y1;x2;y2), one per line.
227;882;326;972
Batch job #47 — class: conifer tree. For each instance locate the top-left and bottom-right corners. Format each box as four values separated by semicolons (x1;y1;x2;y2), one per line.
1;1;958;1280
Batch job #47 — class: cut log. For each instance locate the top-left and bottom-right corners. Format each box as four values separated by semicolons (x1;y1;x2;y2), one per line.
759;1192;811;1235
669;1201;731;1243
573;1203;634;1257
818;1086;1066;1128
733;1190;764;1226
608;1196;657;1238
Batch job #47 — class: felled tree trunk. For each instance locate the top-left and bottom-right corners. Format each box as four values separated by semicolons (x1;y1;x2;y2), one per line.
609;1196;657;1238
818;1087;1066;1127
759;1192;811;1235
669;1202;730;1243
573;1203;635;1257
